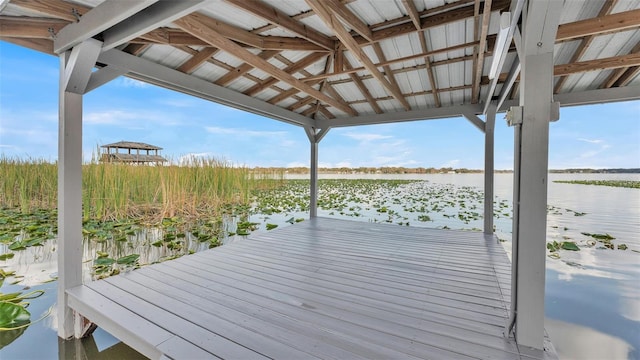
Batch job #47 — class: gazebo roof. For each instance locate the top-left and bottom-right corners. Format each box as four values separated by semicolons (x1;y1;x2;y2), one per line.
0;0;638;129
101;141;163;151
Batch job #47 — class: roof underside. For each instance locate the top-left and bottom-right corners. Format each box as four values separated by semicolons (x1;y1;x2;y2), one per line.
1;0;639;128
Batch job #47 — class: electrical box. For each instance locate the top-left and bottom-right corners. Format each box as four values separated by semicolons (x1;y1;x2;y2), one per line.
505;106;523;126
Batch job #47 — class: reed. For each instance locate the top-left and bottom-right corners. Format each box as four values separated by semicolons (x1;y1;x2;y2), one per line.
0;156;284;222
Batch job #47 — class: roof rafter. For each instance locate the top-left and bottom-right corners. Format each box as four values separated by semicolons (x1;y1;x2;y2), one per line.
174;14;355;115
303;40;480;81
556;8;640;42
320;0;373;42
343;57;383;114
359;0;510;45
471;0;492;104
177;47;219;74
306;0;411;110
554;0;617;93
214;50;279;86
401;0;422;31
225;0;334;51
602;40;640;88
243;51;327;96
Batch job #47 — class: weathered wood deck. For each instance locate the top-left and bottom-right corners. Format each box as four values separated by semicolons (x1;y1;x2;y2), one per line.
67;217;556;359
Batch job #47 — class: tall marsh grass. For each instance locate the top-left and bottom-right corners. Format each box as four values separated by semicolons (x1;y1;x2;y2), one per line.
0;156;283;222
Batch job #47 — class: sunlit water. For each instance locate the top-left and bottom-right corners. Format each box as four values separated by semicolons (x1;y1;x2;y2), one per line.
1;173;638;359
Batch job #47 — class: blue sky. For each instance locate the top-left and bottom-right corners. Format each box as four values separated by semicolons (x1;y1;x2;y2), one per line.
1;41;639;169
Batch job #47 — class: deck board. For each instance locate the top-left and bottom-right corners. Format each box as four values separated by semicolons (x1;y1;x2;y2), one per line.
67;217;556;359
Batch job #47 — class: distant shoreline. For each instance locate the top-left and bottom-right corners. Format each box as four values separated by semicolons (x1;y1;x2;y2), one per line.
252;167;640;175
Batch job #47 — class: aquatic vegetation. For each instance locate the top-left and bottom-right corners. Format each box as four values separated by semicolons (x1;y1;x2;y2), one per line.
554;180;640;189
0;289;44;331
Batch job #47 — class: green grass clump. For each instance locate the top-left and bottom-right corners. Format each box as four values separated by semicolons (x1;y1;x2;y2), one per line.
0;155;283;223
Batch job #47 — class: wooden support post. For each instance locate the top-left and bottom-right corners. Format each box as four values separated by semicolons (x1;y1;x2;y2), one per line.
305;127;330;218
483;104;496;234
58;53;85;340
512;0;562;350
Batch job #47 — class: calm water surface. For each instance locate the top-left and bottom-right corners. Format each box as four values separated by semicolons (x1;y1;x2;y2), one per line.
1;173;638;359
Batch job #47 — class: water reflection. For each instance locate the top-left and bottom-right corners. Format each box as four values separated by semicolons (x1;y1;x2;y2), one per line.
545;318;633;360
58;334;146;360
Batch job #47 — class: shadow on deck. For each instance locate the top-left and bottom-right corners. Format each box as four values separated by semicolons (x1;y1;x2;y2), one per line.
67;217;557;359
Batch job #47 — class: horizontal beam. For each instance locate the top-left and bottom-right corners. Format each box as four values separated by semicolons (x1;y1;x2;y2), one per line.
0;16;67;38
556;9;640;42
54;0;158;53
500;85;640;111
97;48;315;128
326;103;484;127
554;52;640;76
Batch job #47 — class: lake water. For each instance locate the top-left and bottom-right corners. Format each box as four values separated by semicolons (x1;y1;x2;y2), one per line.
1;173;638;359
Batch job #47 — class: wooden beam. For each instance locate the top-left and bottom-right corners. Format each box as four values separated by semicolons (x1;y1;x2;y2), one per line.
0;36;54;54
225;0;334;51
10;0;90;22
616;66;640;86
556;9;640;42
471;0;492;104
320;0;373;42
122;43;149;56
401;0;421;31
362;0;510;44
0;16;68;38
370;0;475;31
344;57;383;114
416;32;441;107
174;15;354;115
303;40;479;81
554;53;640;76
601;40;640;88
173;12;326;51
306;0;411;110
555;0;617;93
177;47;219;74
214;50;279;86
243;51;327;96
371;43;410;108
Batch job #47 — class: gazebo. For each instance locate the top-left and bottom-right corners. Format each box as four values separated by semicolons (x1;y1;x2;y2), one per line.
1;0;639;358
100;140;167;164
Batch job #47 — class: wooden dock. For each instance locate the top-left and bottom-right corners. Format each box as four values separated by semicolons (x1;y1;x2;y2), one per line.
67;217;556;359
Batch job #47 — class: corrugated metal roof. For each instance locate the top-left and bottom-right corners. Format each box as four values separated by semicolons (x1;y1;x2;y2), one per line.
1;0;638;124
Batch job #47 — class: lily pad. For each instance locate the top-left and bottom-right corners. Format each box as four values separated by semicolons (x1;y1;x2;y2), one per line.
266;223;278;230
0;302;30;328
561;242;580;251
116;254;140;265
0;253;14;261
94;257;115;266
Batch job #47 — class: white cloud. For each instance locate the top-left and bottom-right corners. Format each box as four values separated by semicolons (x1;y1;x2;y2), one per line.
341;132;392;142
0;144;15;148
85;110;136;125
205;126;288;137
286;161;307;168
119;78;149;88
578;138;604;144
335;161;352;168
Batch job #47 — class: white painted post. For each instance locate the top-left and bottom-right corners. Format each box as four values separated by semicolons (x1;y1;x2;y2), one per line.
513;0;562;350
58;53;85;339
309;138;319;218
483;104;496;234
